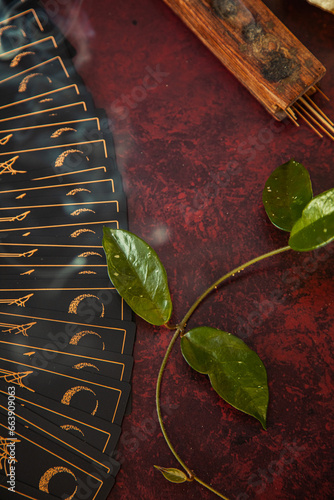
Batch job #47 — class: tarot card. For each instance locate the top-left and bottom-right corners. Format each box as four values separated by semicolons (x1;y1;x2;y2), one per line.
0;55;87;105
0;339;133;381
0;6;75;55
0;394;120;476
0;308;136;355
0;117;104;152
0;338;133;381
0;175;121;207
0;380;122;454
0;286;130;320
0;140;112;184
0;418;117;499
0;9;47;53
0;85;93;121
0;197;126;232
0;36;76;82
0;354;131;423
0;212;128;243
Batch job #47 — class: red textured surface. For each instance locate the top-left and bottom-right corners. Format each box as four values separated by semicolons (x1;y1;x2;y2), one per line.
42;1;333;498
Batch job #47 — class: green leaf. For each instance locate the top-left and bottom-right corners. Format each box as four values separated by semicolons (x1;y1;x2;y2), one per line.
154;466;188;483
102;228;172;325
263;159;313;231
289;188;334;251
181;327;269;428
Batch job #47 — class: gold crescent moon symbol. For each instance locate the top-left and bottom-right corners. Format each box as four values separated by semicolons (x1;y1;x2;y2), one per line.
73;362;99;371
10;51;35;67
77;251;102;258
68;294;105;317
39;467;77;500
66;188;91;196
70;330;105;350
60;424;85;437
51;127;77;138
70;208;95;216
18;73;52;93
39;97;53;103
55;149;88;168
70;228;96;238
61;385;99;415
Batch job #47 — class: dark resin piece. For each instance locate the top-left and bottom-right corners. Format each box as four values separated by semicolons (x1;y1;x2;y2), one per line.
242;22;264;43
261;52;295;82
211;0;238;19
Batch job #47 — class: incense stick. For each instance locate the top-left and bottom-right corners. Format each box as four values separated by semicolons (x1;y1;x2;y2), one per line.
304;94;334;126
287;90;334;141
292;105;323;138
286;107;300;127
314;85;330;101
298;97;334;132
293;102;334;141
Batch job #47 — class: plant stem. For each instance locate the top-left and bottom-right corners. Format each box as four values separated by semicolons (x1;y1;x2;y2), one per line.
179;245;291;332
156;328;230;499
156;245;291;498
193;477;230;499
156;328;191;475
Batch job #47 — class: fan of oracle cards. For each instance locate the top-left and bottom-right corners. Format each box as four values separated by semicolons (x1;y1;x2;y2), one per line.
0;1;136;498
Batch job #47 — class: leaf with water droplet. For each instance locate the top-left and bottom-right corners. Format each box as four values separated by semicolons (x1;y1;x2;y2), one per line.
103;228;172;325
263;159;313;231
154;466;188;483
181;327;268;428
289;188;334;251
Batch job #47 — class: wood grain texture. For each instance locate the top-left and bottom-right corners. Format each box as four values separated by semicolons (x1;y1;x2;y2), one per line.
162;0;326;119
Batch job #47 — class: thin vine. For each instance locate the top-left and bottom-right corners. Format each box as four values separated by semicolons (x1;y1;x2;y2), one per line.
103;159;334;498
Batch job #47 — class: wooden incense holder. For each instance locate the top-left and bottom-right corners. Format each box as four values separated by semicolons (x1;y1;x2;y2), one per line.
162;0;326;122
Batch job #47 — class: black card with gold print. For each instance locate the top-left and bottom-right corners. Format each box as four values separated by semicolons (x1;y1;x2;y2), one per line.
0;110;116;154
0;140;112;182
0;118;103;152
0;355;130;423
0;287;130;321
0;85;93;121
0;36;77;82
0;216;127;245
0;234;107;265
0;56;82;105
0;307;136;355
0;9;50;52
0;170;116;202
0;173;122;206
0;101;91;133
0;393;121;476
0;5;76;52
0;198;126;230
0;380;122;455
0;339;133;381
0;417;117;499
